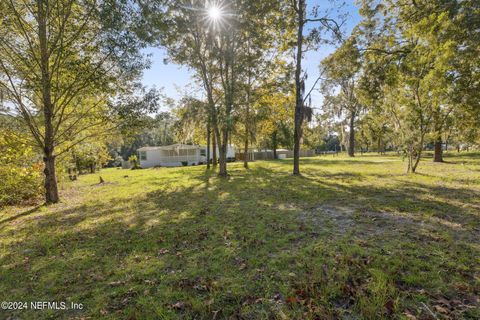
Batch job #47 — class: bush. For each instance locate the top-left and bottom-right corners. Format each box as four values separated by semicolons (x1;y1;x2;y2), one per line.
129;155;142;170
0;129;43;206
0;163;43;206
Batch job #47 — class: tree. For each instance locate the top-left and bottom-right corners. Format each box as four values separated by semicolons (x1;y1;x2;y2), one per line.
114;111;176;162
149;0;288;176
0;0;151;203
353;0;480;172
208;0;288;176
321;37;362;157
256;81;295;159
150;0;226;174
289;0;343;175
237;54;294;165
173;97;208;145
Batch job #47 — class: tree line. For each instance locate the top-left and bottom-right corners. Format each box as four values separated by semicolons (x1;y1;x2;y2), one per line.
1;0;479;206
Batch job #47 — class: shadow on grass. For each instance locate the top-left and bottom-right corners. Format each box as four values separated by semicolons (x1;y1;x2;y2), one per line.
0;162;479;319
0;205;43;226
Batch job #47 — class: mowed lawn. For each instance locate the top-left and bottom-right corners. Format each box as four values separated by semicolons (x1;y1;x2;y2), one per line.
1;153;479;319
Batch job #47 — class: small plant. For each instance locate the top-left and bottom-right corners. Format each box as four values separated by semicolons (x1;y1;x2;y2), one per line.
181;161;188;166
128;155;142;170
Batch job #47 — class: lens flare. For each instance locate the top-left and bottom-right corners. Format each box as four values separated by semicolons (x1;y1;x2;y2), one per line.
208;6;222;20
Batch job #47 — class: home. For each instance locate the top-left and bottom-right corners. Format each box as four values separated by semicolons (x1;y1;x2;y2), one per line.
137;144;235;168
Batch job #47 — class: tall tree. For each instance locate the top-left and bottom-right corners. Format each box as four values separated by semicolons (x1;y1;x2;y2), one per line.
289;0;343;175
321;37;362;157
150;0;287;176
354;0;480;172
0;0;151;203
151;0;225;174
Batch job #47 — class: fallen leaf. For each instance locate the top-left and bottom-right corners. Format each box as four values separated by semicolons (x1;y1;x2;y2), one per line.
158;249;169;255
171;301;185;310
403;311;417;320
205;298;214;306
277;310;288;320
433;305;449;314
385;299;395;315
273;293;282;301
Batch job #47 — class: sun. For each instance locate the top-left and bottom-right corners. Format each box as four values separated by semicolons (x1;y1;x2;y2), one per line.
208;6;222;20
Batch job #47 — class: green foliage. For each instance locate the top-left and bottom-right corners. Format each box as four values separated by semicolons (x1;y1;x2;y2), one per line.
0;0;154;203
256;81;295;150
67;141;111;174
173;97;208;144
351;0;480;171
0;128;42;206
112;112;176;163
128;154;141;170
143;0;294;175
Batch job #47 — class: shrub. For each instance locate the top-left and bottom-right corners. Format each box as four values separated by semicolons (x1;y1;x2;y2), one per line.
0;129;43;206
129;155;142;170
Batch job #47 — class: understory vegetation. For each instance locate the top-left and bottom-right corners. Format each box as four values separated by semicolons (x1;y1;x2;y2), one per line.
0;128;43;206
1;153;478;319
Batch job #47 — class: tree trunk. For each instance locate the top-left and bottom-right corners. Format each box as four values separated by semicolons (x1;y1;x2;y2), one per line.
272;130;278;160
43;153;59;204
206;119;211;169
243;130;249;169
432;109;444;162
348;111;355;157
408;134;425;174
406;149;412;174
39;0;59;204
293;0;305;175
433;136;444;162
243;97;250;169
340;126;346;152
412;150;422;173
218;129;228;177
163;122;167;145
212;131;217;166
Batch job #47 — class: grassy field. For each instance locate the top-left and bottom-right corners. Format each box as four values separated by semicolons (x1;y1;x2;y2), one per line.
1;153;479;319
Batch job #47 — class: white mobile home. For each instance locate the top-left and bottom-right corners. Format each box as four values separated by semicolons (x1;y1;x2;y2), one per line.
137;144;235;168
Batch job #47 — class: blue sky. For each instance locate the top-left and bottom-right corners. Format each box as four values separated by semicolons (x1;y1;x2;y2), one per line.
141;0;362;110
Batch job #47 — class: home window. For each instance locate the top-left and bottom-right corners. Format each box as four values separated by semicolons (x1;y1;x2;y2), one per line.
200;149;206;157
139;151;147;161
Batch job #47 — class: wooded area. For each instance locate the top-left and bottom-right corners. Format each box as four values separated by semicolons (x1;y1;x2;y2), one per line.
1;0;479;205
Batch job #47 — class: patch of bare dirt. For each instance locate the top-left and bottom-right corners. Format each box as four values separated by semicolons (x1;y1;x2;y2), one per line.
298;204;479;244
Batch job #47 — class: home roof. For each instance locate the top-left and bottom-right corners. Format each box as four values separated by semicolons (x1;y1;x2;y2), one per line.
137;144;201;152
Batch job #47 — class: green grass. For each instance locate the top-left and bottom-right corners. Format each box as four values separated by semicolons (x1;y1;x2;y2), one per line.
1;153;479;319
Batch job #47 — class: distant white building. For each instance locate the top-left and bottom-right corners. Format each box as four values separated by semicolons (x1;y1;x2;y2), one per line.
137;144;236;168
